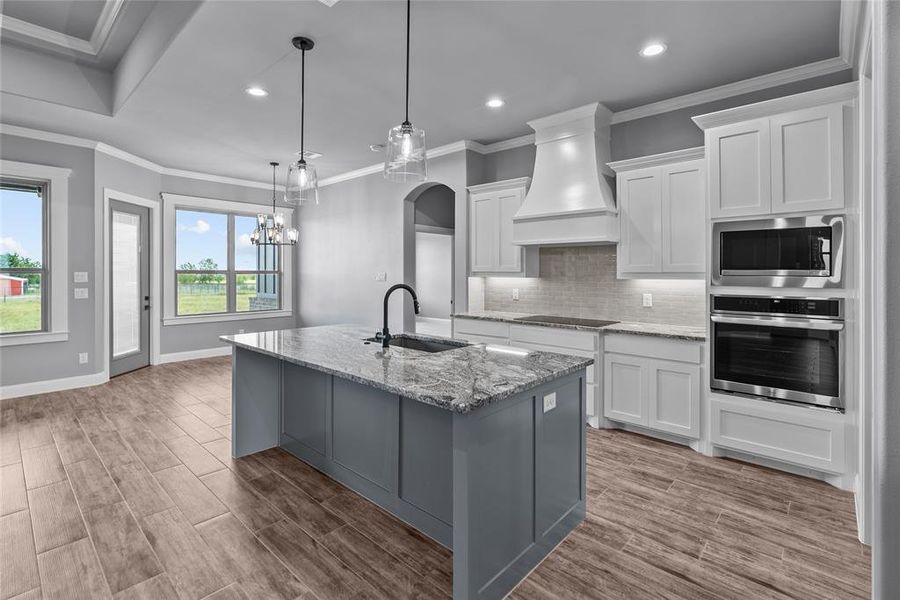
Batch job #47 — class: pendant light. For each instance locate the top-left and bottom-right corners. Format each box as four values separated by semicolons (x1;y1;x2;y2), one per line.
384;0;426;182
285;36;319;206
252;162;299;246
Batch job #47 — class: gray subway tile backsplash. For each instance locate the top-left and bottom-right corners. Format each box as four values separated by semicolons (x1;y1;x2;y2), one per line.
478;246;705;326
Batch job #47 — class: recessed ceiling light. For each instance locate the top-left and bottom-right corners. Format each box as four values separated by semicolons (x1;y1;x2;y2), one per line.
639;42;667;57
486;97;505;109
245;86;269;97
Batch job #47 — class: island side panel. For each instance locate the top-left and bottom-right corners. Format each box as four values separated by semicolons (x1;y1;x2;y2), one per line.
452;370;586;600
280;365;454;547
232;347;282;457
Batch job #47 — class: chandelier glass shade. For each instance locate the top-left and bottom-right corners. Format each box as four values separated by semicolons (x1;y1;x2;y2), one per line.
384;0;426;182
252;162;298;246
285;36;319;205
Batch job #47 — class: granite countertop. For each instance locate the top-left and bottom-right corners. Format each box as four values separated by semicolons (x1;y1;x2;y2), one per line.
220;325;593;414
453;311;706;341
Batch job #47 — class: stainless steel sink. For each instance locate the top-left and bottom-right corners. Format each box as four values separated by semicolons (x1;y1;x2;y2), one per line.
363;334;468;353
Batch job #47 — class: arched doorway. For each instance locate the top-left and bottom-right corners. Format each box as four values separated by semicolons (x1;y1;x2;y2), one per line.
402;182;455;336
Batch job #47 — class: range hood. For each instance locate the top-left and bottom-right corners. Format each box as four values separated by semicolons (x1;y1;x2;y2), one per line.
512;102;618;246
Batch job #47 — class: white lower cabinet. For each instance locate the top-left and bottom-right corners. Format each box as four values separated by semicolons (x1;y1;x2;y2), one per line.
603;334;702;439
709;394;846;474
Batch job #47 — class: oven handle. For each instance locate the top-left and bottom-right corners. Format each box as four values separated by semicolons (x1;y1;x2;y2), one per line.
710;315;844;331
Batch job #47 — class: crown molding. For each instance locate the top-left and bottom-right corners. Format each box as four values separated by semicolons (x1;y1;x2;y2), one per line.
0;0;124;58
477;134;535;154
607;146;704;173
1;123;275;191
691;81;858;131
610;57;850;125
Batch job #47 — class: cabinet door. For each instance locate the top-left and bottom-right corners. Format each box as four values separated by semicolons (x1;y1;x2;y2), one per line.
708;119;771;218
648;360;700;439
603;353;647;426
661;160;705;274
470;194;496;272
496;188;524;272
617;168;662;274
771;104;845;214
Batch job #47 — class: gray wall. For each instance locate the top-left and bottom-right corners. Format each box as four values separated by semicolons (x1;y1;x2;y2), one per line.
876;1;899;596
483;246;705;326
1;135;98;386
0;135;302;388
610;70;853;161
299;151;469;331
414;184;455;229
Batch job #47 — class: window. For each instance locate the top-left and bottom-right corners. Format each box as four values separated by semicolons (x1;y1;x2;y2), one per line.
0;180;47;334
164;194;292;324
0;161;70;346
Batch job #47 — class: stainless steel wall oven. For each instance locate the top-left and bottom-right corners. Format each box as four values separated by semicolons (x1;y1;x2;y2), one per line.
711;215;844;288
710;296;844;409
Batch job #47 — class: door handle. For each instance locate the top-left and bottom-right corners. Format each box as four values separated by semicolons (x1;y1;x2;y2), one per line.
144;296;151;311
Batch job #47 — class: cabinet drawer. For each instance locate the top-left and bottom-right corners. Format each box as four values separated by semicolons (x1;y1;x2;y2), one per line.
509;324;598;352
710;395;846;474
453;318;510;339
604;333;702;364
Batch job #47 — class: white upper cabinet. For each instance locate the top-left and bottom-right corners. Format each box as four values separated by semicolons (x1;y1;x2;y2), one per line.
771;104;845;213
468;178;538;277
694;83;855;220
609;149;705;279
708;119;771;218
661;159;706;273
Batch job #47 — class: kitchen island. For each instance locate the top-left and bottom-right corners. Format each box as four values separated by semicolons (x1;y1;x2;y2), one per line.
220;325;592;600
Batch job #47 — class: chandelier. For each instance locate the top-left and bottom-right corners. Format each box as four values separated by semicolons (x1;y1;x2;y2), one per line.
251;162;299;246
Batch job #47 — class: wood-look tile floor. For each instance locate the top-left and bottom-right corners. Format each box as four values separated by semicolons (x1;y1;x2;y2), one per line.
0;357;870;600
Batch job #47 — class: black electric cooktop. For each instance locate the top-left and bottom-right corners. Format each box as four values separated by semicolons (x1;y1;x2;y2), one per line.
513;315;619;328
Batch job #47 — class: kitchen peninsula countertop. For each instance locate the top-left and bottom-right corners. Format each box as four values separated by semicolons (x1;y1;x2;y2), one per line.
220;325;593;414
453;311;706;341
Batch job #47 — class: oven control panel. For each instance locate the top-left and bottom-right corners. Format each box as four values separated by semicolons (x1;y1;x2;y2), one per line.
712;296;842;318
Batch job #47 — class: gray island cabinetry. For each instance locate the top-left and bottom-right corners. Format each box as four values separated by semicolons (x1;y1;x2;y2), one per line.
220;325;591;600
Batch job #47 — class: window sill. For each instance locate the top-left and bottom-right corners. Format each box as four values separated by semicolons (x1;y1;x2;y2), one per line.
163;310;294;327
0;331;69;347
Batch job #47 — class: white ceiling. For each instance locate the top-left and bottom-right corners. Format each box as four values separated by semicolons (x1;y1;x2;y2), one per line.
0;0;842;182
2;0;108;40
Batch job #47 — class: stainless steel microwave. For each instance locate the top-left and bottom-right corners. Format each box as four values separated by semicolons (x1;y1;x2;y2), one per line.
711;215;844;288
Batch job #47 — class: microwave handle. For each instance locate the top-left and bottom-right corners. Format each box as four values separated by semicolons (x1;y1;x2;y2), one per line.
710;315;844;331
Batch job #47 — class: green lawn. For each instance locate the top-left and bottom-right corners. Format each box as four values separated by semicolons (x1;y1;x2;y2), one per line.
177;292;263;315
0;295;41;334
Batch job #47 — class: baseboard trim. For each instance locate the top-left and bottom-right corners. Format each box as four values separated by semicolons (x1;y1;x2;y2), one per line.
158;346;232;364
0;371;108;401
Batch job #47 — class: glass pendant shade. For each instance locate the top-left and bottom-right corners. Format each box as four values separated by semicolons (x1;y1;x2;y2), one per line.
285;159;318;206
287;227;299;243
384;121;426;182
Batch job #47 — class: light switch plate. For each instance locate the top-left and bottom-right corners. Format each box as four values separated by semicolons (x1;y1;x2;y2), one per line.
374;271;387;282
73;271;88;283
543;392;557;413
642;293;653;307
74;287;89;299
78;352;89;364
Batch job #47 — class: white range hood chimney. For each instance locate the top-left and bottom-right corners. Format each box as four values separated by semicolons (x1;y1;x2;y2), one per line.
512;102;618;246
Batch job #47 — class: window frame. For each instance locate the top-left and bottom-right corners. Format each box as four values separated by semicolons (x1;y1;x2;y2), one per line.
0;160;70;347
0;179;49;334
162;193;293;326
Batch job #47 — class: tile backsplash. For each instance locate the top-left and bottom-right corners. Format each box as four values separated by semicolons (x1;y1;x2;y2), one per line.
479;246;706;326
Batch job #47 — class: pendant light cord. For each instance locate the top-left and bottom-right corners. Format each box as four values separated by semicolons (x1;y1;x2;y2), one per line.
300;48;306;160
405;0;410;124
272;163;277;211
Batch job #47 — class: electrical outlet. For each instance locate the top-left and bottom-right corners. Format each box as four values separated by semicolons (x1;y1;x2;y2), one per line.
374;271;387;282
642;293;653;307
543;392;557;413
73;271;88;283
74;287;89;299
238;329;245;334
78;352;89;364
512;288;520;301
